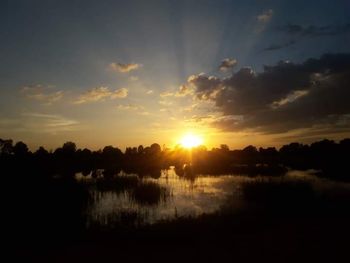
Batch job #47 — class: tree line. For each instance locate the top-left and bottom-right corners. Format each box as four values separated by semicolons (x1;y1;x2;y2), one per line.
1;138;349;180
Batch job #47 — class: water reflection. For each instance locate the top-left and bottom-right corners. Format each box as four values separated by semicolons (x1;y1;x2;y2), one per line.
76;168;350;227
79;167;246;226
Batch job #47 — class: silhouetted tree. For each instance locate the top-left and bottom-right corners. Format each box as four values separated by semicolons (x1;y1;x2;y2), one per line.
150;143;161;155
0;139;13;155
242;145;258;165
137;145;144;154
62;141;77;153
35;146;49;156
220;144;230;152
259;147;278;164
13;141;29;156
102;145;123;170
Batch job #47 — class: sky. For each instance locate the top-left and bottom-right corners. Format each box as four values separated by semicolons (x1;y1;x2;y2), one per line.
1;0;350;150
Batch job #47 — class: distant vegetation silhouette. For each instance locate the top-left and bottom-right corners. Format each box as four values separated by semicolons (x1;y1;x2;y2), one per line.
1;138;349;181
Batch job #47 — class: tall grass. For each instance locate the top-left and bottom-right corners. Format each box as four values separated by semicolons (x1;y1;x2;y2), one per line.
130;181;170;205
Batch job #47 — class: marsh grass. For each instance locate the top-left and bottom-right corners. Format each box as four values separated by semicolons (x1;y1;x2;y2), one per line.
130;181;170;205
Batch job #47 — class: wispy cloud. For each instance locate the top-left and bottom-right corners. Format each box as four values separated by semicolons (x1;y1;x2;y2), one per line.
108;62;142;73
256;9;273;32
263;40;296;51
160;91;174;97
74;87;128;104
116;103;151;117
22;113;79;128
175;85;194;97
21;85;63;105
117;104;144;111
270;90;309;109
159;100;173;106
111;88;128;98
257;9;273;23
160;84;197;98
265;23;350;51
279;23;350;37
0;112;80;134
181;103;198;113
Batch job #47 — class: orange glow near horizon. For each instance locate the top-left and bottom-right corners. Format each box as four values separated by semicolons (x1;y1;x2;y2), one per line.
179;133;203;149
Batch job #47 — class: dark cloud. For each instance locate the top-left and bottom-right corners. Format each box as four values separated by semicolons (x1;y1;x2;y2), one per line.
219;58;237;71
263;40;296;51
187;73;222;100
264;23;350;52
184;53;350;134
279;23;350;37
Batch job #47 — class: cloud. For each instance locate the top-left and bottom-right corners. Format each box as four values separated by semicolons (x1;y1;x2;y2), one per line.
108;62;142;73
181;103;198;113
265;23;350;52
111;88;128;99
219;58;237;72
270;90;309;109
117;104;144;111
256;9;273;32
116;104;150;116
74;87;128;104
257;9;273;23
159;100;173;106
263;40;296;51
175;85;194;97
279;23;350;37
160;91;174;97
21;85;63;105
0;112;80;134
22;113;79;128
187;73;223;100
184;114;218;124
160;85;194;98
183;53;350;134
146;90;154;95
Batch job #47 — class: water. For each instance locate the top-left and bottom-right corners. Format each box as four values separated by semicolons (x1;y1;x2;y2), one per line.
75;168;350;227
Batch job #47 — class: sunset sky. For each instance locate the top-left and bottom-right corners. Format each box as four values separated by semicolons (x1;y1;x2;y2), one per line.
1;0;350;150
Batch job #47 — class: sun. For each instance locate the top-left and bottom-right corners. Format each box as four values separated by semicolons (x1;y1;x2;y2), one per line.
180;134;203;149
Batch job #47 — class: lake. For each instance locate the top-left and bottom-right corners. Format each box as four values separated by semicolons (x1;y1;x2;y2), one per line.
75;167;350;227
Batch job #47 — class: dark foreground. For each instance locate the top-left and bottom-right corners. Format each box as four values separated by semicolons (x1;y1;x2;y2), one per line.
5;174;350;263
10;212;350;263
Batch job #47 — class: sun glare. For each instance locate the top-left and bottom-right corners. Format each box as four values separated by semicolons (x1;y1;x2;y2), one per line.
180;134;203;149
